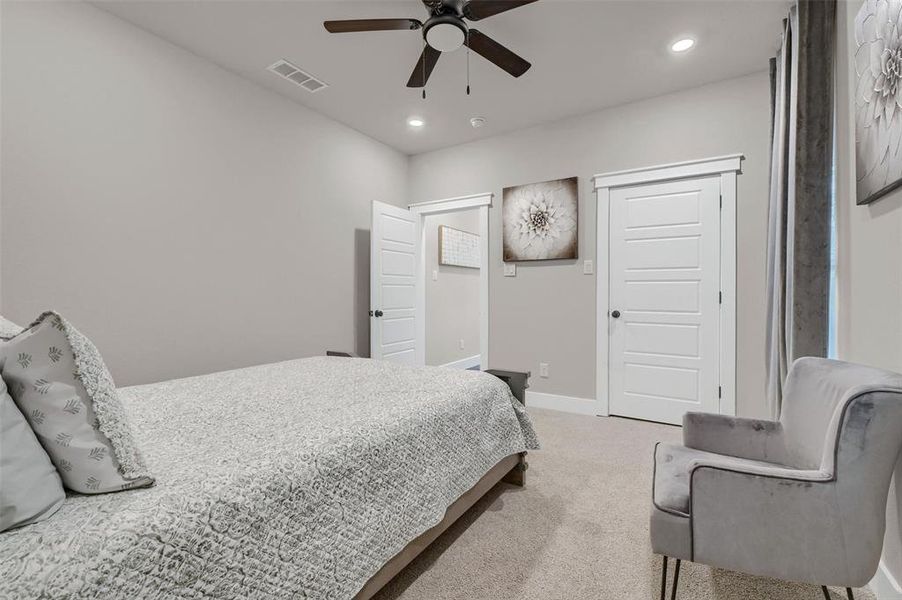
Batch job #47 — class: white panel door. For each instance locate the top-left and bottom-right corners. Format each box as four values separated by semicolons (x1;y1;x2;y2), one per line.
608;176;720;424
371;201;421;364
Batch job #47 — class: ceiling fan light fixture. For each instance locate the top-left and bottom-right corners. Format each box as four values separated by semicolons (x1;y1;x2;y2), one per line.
407;117;425;128
424;16;467;52
323;0;536;90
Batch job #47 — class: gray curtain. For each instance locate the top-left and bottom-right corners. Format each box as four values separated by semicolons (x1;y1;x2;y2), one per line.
765;0;835;418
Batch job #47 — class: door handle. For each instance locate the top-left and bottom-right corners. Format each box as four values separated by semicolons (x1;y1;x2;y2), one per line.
610;310;621;319
373;310;384;318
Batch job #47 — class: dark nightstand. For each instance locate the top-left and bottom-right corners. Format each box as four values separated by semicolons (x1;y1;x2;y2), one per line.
484;369;530;405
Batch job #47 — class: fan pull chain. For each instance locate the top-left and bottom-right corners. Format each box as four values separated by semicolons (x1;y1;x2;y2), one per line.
466;31;471;95
422;39;427;100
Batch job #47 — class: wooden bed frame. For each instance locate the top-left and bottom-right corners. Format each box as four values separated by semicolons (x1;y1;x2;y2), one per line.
354;452;528;600
324;352;530;598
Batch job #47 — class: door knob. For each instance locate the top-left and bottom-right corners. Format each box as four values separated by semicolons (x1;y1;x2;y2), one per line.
374;310;384;318
611;310;621;319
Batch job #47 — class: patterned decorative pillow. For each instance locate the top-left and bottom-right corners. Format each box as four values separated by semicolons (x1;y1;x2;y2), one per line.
0;376;66;531
0;312;154;494
0;315;23;340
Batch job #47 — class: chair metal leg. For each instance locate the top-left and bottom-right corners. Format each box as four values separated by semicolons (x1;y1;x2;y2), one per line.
821;585;855;599
660;556;668;600
670;559;681;600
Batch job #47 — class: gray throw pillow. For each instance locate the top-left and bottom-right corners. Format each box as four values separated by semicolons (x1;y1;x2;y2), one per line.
0;376;66;531
1;312;153;494
0;315;23;340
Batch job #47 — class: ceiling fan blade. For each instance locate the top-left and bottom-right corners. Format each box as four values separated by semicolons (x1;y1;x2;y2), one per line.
324;19;422;33
465;29;531;77
407;45;441;87
464;0;538;21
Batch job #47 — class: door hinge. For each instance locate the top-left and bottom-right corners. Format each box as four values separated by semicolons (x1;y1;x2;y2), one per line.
718;291;722;304
718;386;722;399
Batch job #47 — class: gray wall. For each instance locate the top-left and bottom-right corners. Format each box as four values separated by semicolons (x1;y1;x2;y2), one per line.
835;0;902;588
0;2;773;417
0;1;408;386
424;210;480;367
409;72;772;416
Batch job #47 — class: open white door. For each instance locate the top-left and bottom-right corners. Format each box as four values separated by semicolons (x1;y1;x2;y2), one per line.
370;201;422;364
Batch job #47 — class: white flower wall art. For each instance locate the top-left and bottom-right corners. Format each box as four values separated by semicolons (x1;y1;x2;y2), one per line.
855;0;902;203
502;177;578;261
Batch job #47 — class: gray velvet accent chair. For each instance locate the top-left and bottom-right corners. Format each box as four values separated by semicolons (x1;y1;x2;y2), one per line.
650;357;902;600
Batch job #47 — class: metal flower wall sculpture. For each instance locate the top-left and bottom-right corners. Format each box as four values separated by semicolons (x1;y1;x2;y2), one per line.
502;177;578;261
855;0;902;203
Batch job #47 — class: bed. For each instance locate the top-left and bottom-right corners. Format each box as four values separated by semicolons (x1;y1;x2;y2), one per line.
0;356;538;599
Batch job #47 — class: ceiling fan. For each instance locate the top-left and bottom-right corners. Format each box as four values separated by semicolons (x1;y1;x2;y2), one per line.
324;0;537;91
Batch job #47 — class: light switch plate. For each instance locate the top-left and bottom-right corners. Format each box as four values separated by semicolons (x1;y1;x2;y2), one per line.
504;263;517;277
539;362;549;378
583;260;594;275
432;269;438;281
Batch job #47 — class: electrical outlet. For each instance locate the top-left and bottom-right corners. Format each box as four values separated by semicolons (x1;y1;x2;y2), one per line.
583;259;594;275
539;362;549;378
459;339;465;350
432;269;438;281
504;263;517;277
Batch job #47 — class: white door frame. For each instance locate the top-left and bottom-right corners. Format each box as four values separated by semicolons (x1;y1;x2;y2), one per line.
593;154;742;418
408;192;493;369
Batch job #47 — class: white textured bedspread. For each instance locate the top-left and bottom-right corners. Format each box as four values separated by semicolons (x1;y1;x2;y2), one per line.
0;357;538;599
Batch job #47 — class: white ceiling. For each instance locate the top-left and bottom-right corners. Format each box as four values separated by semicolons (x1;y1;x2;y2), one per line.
94;0;789;155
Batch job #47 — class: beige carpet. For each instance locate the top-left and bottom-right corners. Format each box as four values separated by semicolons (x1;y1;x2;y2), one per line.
374;408;875;600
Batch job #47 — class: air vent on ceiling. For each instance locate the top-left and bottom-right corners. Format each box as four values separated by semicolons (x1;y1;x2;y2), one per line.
267;59;328;93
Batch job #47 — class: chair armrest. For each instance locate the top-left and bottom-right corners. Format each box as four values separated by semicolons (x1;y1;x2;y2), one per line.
687;463;869;587
689;459;829;482
683;412;784;462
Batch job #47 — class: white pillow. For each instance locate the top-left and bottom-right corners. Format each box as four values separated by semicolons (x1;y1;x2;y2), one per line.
0;315;23;340
1;312;153;494
0;376;65;531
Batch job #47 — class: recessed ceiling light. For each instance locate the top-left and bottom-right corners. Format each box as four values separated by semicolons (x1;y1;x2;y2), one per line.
408;117;425;128
671;38;696;53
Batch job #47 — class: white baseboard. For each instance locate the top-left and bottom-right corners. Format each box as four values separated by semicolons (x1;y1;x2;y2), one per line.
439;354;481;370
871;561;902;599
526;391;599;416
